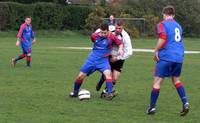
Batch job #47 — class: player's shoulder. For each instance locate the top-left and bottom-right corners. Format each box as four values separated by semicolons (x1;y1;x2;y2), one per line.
20;23;27;28
91;32;99;41
108;32;114;38
122;29;129;36
108;33;119;41
157;21;164;27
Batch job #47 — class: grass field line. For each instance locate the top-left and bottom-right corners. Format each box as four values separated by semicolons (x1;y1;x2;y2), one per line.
55;46;200;54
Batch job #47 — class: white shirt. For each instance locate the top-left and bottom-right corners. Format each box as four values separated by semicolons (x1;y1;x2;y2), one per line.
111;29;133;60
95;26;133;60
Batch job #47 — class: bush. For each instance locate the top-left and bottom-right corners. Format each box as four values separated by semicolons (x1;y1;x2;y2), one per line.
84;6;106;34
143;15;159;37
0;2;92;31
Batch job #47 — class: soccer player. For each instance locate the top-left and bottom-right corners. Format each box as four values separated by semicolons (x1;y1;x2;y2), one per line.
96;20;133;95
146;5;189;116
12;16;36;67
69;23;123;100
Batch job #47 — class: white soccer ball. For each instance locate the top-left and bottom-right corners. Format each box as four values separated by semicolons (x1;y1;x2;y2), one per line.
78;89;91;101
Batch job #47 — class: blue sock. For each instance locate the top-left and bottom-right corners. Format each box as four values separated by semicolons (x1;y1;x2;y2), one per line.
106;79;113;93
73;79;83;96
175;82;188;105
150;88;160;108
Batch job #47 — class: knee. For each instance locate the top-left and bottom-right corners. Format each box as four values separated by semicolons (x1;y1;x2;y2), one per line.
172;77;181;85
104;74;112;80
112;76;119;82
76;75;84;81
76;73;86;81
153;83;160;89
153;80;162;89
27;53;31;57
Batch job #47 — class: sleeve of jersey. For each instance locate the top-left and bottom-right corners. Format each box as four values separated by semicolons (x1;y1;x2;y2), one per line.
17;24;25;40
31;31;35;39
120;32;133;60
157;23;167;41
91;33;98;42
109;34;122;45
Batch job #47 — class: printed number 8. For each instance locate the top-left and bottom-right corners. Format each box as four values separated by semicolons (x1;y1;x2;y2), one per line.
175;28;181;42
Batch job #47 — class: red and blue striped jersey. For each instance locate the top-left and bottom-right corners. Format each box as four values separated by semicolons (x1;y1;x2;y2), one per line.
90;32;122;58
157;19;184;63
17;23;35;48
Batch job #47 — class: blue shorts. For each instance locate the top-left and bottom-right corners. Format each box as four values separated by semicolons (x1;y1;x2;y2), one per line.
154;60;182;78
80;58;111;76
21;46;32;55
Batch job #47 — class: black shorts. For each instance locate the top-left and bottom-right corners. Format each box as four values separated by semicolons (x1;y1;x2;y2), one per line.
110;60;125;72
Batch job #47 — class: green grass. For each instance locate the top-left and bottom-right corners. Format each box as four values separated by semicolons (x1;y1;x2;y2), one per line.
0;31;200;123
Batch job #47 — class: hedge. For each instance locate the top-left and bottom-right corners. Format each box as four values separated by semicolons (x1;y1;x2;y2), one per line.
0;2;92;30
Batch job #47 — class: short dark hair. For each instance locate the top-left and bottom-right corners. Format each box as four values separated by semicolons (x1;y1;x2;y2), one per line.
100;23;109;31
162;5;175;16
25;16;31;19
116;20;125;26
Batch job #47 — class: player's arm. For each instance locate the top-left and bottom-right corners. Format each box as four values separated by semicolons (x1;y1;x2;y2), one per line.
91;33;98;43
154;23;167;62
16;24;25;46
109;33;124;61
154;38;166;61
32;38;36;45
112;33;124;55
31;31;36;45
117;31;133;60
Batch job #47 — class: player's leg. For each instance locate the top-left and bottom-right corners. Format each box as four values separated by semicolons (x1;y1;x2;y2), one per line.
171;63;189;116
97;58;117;100
103;70;113;94
112;70;121;85
101;69;117;100
96;60;124;91
97;58;113;93
147;77;164;115
70;59;94;97
96;74;106;91
96;57;113;91
147;60;168;115
26;48;31;67
11;47;26;67
96;70;119;92
12;54;26;67
112;60;124;85
70;72;87;97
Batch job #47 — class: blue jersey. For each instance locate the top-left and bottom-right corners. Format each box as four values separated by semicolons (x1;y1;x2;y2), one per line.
17;23;35;49
157;19;184;63
80;33;122;75
89;33;122;59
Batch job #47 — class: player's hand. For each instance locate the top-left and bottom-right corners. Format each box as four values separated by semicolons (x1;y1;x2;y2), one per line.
110;56;117;63
32;39;36;45
118;49;124;56
154;51;159;62
16;40;20;46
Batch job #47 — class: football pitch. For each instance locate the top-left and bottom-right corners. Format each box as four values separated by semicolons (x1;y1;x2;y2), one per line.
0;31;200;123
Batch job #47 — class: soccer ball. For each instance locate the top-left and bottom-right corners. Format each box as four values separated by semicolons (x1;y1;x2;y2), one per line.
78;89;91;101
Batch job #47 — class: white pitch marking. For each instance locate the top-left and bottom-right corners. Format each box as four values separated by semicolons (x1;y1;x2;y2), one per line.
55;47;200;54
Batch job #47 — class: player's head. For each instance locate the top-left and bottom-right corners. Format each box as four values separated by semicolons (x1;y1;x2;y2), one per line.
162;5;175;20
25;16;31;25
100;23;109;38
109;15;115;21
115;20;124;35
